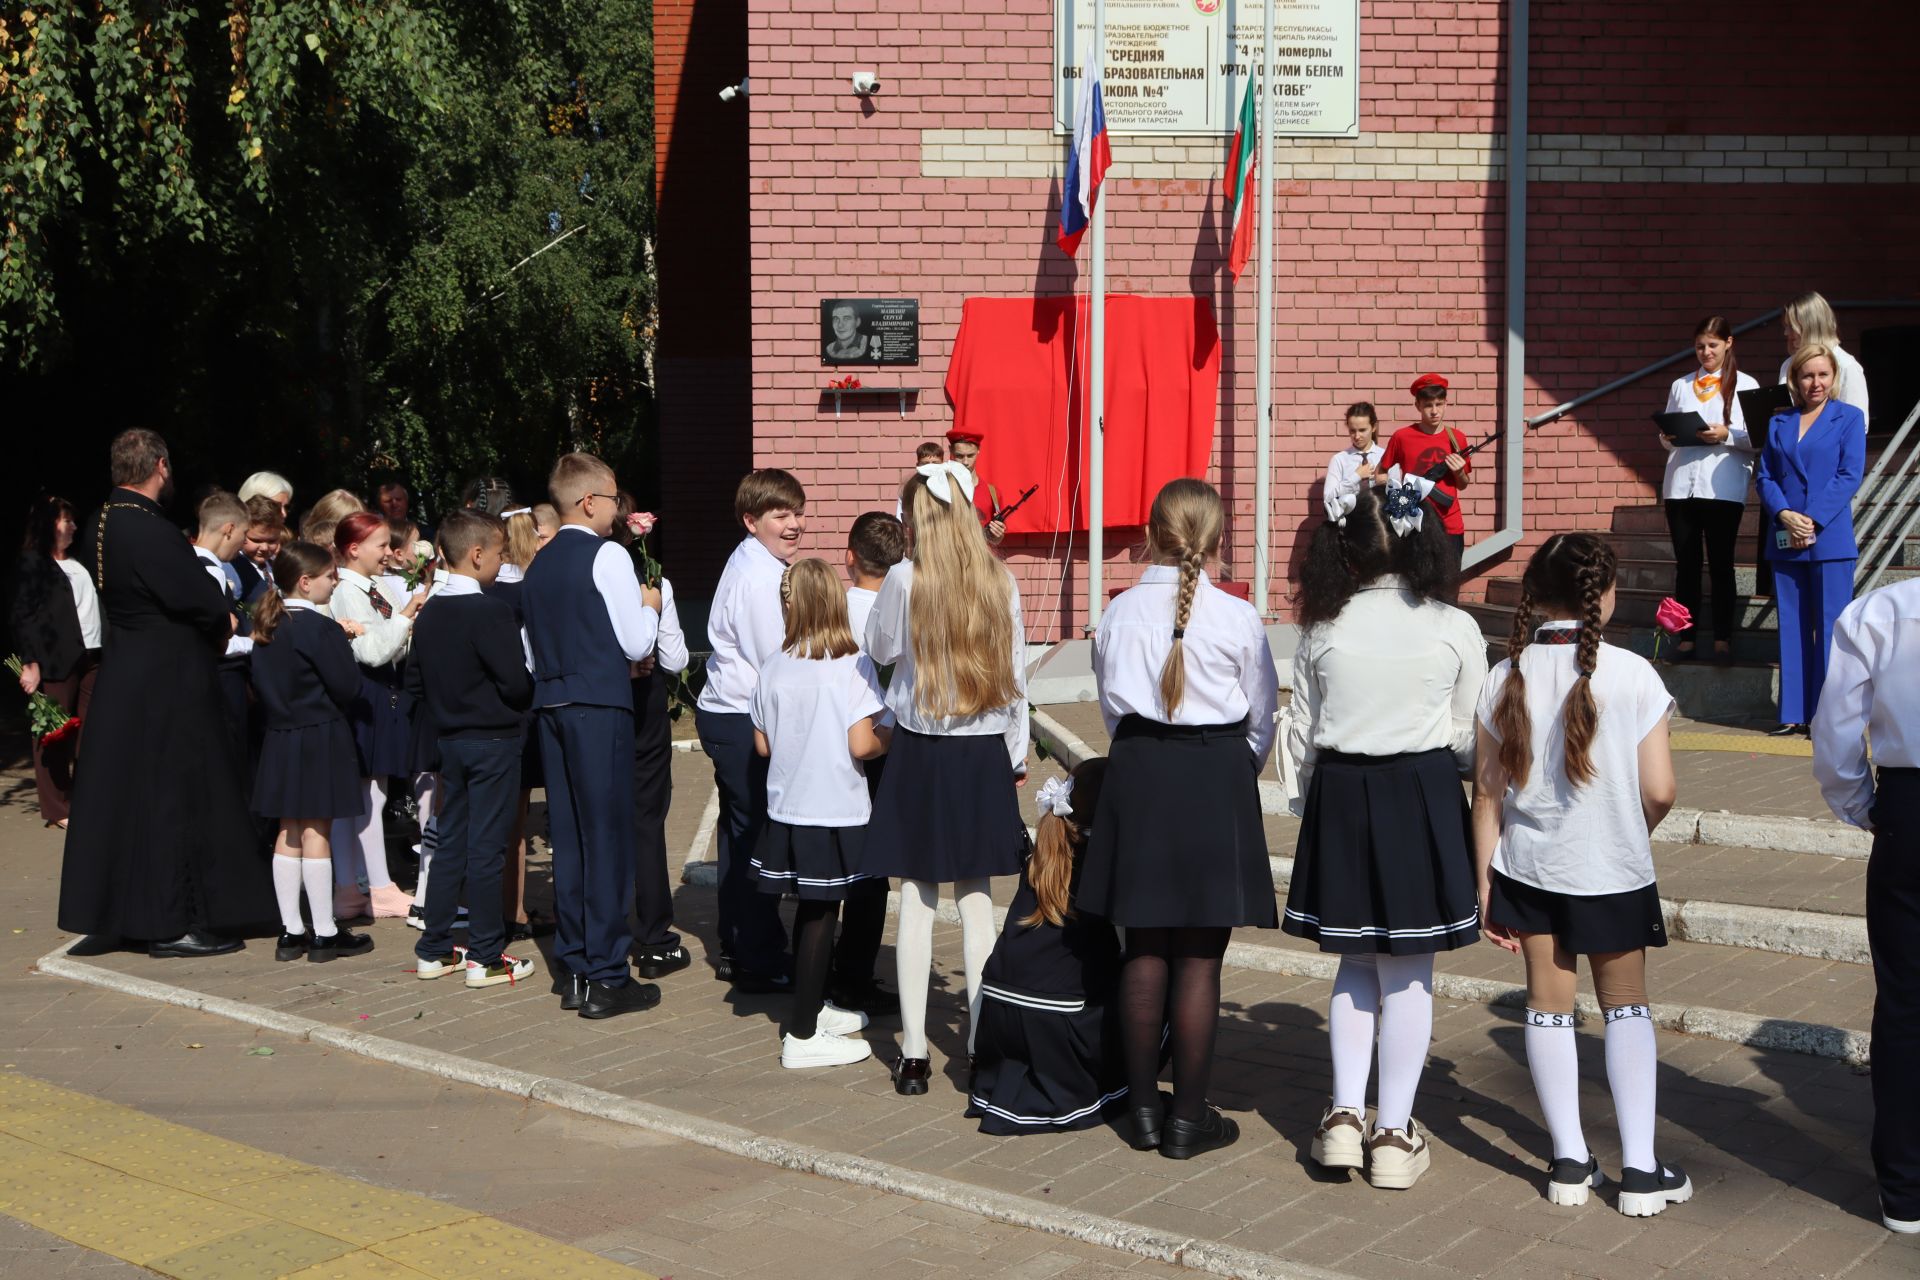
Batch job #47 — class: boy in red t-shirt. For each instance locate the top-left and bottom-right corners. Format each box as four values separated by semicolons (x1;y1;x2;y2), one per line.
946;427;1005;545
1379;373;1471;562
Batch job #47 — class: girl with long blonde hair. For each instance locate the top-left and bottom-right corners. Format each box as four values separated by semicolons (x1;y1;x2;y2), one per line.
1082;478;1279;1160
858;462;1029;1096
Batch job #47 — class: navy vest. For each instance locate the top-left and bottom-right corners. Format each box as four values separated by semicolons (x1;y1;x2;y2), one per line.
520;529;633;711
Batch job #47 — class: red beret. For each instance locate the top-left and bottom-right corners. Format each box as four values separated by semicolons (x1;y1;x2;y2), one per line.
945;427;985;445
1410;373;1449;398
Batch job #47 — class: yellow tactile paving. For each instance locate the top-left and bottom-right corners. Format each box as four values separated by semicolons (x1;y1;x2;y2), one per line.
1671;730;1814;757
0;1073;648;1279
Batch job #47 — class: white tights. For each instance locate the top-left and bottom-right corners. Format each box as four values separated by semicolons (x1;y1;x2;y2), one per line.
895;878;995;1060
331;777;393;890
1328;952;1436;1132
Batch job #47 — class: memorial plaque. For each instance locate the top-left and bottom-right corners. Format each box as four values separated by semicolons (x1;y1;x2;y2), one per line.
1054;0;1360;138
821;298;920;366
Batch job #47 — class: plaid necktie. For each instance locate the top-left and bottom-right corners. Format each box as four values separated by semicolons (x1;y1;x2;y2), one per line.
367;583;393;619
1533;626;1581;646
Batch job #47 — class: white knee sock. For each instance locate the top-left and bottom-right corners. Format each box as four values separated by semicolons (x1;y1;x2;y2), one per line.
302;859;338;938
955;879;995;1055
359;777;393;888
1328;955;1381;1112
272;856;305;936
1604;1004;1658;1171
1373;952;1435;1132
896;880;938;1058
1524;1010;1590;1163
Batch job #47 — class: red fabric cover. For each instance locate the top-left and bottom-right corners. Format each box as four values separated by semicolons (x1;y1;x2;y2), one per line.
944;296;1220;534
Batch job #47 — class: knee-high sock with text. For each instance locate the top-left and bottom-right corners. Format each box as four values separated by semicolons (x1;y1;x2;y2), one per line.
1604;1004;1658;1171
1524;1009;1590;1163
1372;952;1435;1132
1329;954;1381;1111
895;879;939;1059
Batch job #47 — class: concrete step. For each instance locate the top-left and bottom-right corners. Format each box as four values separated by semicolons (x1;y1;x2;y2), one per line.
1616;557;1920;593
1484;578;1776;631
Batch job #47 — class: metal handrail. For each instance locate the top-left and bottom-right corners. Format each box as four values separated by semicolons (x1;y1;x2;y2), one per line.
1855;397;1920;594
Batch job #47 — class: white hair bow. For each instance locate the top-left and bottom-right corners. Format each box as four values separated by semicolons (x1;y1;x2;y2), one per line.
1035;775;1075;820
500;507;533;519
1381;465;1436;537
1323;489;1357;527
916;460;977;507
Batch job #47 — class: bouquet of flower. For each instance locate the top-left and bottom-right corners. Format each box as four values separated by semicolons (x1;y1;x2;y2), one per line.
5;654;82;745
625;511;662;587
1652;596;1692;661
399;539;436;591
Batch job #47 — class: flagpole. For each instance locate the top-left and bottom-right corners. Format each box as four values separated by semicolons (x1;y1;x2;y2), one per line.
1086;0;1106;631
1252;0;1275;616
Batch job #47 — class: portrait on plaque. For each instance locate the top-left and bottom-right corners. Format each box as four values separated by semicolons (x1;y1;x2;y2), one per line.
820;298;920;366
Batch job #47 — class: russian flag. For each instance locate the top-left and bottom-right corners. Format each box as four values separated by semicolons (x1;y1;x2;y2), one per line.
1056;63;1111;258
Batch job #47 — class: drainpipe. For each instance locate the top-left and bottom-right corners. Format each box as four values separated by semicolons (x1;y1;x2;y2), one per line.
1463;0;1528;571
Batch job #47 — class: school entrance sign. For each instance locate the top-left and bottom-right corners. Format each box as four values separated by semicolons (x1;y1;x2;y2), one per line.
1054;0;1359;137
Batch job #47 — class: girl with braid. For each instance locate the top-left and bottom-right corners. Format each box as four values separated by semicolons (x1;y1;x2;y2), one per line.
1284;479;1484;1190
1083;478;1278;1160
1471;533;1686;1217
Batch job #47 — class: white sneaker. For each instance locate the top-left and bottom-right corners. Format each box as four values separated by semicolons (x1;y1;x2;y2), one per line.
817;1001;870;1036
1366;1119;1432;1190
1884;1206;1920;1234
414;945;468;979
1310;1105;1367;1170
781;1031;872;1069
466;953;536;989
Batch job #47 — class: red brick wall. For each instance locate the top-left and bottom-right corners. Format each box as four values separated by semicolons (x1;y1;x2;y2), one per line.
713;0;1920;637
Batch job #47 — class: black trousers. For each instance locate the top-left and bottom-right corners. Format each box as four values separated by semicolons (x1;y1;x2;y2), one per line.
834;754;890;985
1665;497;1744;643
694;707;790;978
631;672;680;953
419;734;521;969
1868;767;1920;1223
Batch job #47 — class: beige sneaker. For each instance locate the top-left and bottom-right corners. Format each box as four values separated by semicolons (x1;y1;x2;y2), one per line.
1366;1119;1432;1190
1310;1105;1367;1170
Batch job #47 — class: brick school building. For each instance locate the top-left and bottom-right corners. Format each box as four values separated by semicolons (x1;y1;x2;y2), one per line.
654;0;1920;644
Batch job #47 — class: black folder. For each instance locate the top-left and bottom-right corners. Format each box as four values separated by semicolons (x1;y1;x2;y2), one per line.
1652;410;1711;445
1738;385;1794;454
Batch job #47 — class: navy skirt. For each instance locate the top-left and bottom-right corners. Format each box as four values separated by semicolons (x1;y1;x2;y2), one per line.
348;672;413;779
253;720;366;820
1283;747;1479;955
858;729;1026;882
1079;717;1275;929
752;820;869;901
1487;871;1668;955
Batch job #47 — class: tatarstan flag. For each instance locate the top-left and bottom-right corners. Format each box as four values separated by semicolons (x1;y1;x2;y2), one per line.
1226;78;1257;280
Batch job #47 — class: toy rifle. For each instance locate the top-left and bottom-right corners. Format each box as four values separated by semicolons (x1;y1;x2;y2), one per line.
990;484;1039;524
1413;422;1530;509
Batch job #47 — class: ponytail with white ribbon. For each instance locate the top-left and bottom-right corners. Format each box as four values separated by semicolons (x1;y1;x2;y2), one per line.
1034;775;1076;820
915;460;977;508
1323;490;1358;528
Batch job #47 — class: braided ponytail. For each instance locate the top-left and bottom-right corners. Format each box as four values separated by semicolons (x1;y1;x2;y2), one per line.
1561;553;1610;787
1146;479;1224;720
1493;586;1536;786
1502;533;1618;791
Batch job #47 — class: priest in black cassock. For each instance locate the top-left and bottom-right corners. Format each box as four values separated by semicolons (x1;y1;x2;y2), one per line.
58;429;272;956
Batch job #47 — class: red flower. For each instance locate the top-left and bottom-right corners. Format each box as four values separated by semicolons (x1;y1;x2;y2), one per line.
42;717;81;746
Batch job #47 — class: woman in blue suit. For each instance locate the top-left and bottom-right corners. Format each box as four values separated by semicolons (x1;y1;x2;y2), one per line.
1757;343;1867;734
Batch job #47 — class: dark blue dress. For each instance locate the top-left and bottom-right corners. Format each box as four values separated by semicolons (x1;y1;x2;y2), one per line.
251;608;366;820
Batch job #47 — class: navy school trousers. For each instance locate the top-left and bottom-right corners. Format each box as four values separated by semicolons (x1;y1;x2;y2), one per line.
538;704;638;984
417;733;521;970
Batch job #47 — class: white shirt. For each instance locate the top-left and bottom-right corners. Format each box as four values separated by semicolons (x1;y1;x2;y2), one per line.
1779;342;1869;427
696;536;791;715
1324;444;1385;506
54;557;102;649
864;558;1030;771
1476;630;1674;895
1660;367;1761;502
1286;578;1488;794
1812;578;1920;829
846;585;879;648
651;577;689;675
1094;566;1279;766
549;525;661;663
332;568;414;668
751;651;886;826
434;574;483;599
194;546;254;658
495;562;525;584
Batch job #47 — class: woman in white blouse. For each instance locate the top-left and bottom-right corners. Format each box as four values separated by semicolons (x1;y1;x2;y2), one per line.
328;511;424;922
1323;402;1385;510
1778;292;1869;425
1660;316;1758;665
1284;479;1487;1190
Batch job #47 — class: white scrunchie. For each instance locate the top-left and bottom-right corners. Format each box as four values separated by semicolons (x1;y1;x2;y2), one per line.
1323;489;1357;527
1035;775;1075;820
1381;464;1437;537
916;460;977;508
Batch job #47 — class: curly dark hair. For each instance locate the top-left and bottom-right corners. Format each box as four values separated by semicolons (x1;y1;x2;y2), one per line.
1293;485;1455;629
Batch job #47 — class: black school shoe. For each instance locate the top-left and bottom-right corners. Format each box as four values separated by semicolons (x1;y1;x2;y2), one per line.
578;978;663;1020
634;945;693;980
891;1056;931;1096
829;976;901;1017
1547;1154;1605;1207
307;929;374;963
148;930;243;959
1127;1092;1169;1151
1159;1105;1239;1160
274;932;308;963
553;972;589;1011
1617;1163;1692;1217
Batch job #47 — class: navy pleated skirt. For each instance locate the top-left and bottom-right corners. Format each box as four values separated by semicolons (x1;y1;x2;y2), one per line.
752;820;869;901
253;720;366;820
857;729;1026;882
348;672;413;779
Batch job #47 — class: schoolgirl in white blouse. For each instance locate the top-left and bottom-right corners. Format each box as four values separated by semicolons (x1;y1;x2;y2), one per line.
1659;316;1758;664
1323;402;1386;509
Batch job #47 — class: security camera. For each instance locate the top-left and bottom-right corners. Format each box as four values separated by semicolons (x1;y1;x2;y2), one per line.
851;71;882;96
718;77;749;102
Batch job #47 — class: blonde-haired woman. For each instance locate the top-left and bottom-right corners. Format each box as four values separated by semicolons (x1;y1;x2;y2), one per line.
1082;478;1279;1159
1778;292;1870;425
859;461;1029;1097
298;488;368;553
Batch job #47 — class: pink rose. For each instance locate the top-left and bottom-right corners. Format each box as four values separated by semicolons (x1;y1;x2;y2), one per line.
1653;596;1692;635
626;511;658;537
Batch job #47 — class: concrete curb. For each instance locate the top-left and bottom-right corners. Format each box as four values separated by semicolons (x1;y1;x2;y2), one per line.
1032;711;1874;859
32;938;1350;1280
